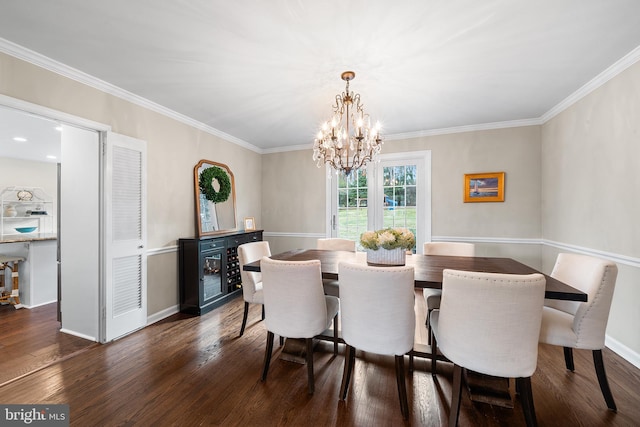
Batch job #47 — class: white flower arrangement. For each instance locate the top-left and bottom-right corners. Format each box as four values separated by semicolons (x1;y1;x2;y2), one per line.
360;227;416;251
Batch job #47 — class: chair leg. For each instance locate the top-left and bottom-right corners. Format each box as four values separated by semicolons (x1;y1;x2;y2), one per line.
261;331;275;382
340;345;356;400
426;308;432;345
333;314;339;356
449;364;463;427
239;302;250;337
409;352;414;372
516;377;538;427
563;347;575;371
279;336;284;346
593;349;617;411
395;355;409;420
431;331;438;377
306;338;315;394
261;304;265;320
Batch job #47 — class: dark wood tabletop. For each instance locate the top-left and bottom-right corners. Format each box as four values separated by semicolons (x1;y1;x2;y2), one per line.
243;248;587;302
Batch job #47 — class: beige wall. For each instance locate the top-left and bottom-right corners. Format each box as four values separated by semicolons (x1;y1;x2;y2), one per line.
542;60;640;357
0;52;262;315
262;125;542;254
383;126;542;239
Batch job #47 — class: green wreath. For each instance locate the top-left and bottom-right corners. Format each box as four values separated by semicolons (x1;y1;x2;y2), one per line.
199;166;231;203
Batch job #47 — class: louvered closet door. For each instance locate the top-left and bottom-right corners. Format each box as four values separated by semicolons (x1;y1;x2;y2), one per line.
104;132;147;342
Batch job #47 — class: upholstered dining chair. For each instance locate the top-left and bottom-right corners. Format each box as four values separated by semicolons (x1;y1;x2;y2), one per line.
422;242;475;342
260;257;340;394
538;253;619;411
431;269;546;427
316;238;356;297
237;241;271;337
338;261;415;420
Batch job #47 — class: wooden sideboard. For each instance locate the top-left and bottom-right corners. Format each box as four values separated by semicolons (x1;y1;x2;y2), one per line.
178;230;263;315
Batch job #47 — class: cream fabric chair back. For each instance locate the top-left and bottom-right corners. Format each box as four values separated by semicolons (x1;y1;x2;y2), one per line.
436;269;546;378
423;242;475;256
543;253;618;349
260;257;330;338
338;261;415;419
339;262;415;355
238;241;271;303
317;238;356;252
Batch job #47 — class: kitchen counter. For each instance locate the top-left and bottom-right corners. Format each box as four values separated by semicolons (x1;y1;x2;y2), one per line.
0;233;57;244
0;237;57;307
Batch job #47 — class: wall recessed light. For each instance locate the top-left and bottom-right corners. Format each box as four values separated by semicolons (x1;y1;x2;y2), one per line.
55;126;63;131
46;155;57;159
13;137;27;142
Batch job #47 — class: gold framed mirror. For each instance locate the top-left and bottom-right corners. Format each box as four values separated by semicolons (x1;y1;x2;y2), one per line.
194;160;237;235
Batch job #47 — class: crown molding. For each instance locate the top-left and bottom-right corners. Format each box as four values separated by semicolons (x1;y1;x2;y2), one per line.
540;44;640;123
384;118;542;141
4;36;640;155
261;143;313;154
0;38;262;154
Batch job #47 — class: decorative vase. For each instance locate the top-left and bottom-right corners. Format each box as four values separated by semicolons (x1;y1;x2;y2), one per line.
4;205;17;217
366;248;406;266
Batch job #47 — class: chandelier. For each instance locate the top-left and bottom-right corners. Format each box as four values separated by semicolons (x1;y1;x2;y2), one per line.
312;71;383;176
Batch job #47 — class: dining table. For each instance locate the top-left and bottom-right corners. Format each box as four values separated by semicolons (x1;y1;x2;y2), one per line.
242;248;587;302
244;248;588;408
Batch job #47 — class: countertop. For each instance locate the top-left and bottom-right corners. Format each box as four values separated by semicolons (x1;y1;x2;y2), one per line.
0;233;58;244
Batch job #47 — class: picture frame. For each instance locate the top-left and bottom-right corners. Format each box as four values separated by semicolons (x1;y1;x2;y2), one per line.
464;172;505;203
243;217;255;231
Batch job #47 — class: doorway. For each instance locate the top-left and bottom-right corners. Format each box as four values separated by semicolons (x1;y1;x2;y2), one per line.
0;98;106;342
328;151;431;252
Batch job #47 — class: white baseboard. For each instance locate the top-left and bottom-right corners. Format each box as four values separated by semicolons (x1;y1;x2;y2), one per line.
147;304;179;325
606;334;640;370
20;299;58;310
59;328;97;342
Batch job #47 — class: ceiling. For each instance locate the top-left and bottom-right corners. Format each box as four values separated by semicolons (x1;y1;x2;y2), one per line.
0;106;62;163
1;0;640;154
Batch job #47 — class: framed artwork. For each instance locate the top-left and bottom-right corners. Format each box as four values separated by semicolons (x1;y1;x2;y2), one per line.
244;217;255;230
464;172;505;203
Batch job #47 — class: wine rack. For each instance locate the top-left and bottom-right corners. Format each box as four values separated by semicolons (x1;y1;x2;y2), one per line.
226;246;241;293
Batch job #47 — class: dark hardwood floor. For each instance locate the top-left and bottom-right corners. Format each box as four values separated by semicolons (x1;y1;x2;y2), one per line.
0;303;97;387
1;292;638;426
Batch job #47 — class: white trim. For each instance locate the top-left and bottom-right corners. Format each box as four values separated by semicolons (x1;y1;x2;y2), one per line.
543;239;640;269
59;329;97;342
0;94;111;132
263;231;325;239
147;305;180;326
385;119;542;141
605;334;640;370
0;38;261;154
146;245;178;256
540;44;640;123
20;299;57;310
262;143;314;154
325;165;333;237
434;235;542;245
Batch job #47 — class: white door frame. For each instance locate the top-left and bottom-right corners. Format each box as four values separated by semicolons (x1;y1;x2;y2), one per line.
371;151;432;251
325;150;432;250
0;94;115;341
